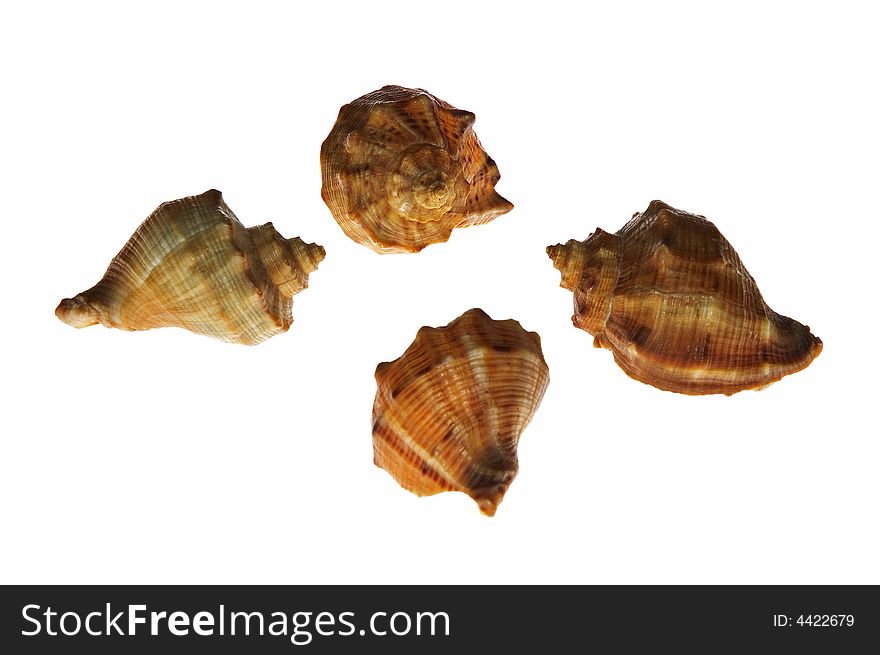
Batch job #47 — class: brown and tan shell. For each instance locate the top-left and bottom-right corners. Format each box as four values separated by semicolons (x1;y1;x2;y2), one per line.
372;308;549;516
55;189;325;345
547;201;822;395
320;85;513;254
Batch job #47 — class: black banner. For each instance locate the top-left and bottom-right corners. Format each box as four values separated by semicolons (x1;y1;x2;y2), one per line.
1;586;877;653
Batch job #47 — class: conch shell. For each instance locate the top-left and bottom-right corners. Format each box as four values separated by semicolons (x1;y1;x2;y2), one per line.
56;189;325;345
371;308;549;516
320;85;513;253
547;201;822;395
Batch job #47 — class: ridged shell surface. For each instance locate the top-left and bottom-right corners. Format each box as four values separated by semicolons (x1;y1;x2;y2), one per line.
372;308;549;516
547;201;822;395
321;85;513;253
56;190;325;345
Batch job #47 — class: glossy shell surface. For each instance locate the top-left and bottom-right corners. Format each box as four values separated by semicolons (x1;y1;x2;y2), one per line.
56;190;325;345
321;85;513;253
548;201;822;395
372;308;549;515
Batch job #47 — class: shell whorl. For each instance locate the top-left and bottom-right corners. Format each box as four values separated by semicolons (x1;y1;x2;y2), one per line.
384;142;465;224
548;201;822;395
372;308;549;516
55;190;325;345
320;85;513;253
546;229;621;335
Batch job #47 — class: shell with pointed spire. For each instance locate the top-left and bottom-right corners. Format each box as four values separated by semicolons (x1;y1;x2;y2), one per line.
547;201;822;395
55;190;326;345
372;308;549;516
320;85;513;254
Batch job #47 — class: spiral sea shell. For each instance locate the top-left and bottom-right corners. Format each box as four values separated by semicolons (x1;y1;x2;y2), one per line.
547;201;822;395
320;85;513;253
56;189;325;345
371;308;549;516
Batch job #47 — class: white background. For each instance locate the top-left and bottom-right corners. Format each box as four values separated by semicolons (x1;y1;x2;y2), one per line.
1;1;877;584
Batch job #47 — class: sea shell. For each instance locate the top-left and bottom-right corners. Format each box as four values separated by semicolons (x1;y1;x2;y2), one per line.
320;85;513;253
372;308;549;516
56;189;325;345
547;200;822;395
